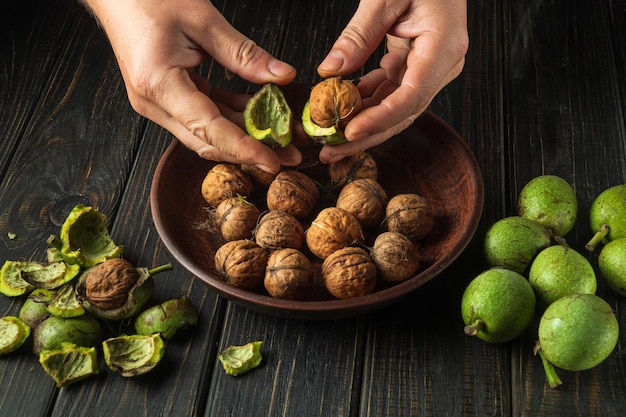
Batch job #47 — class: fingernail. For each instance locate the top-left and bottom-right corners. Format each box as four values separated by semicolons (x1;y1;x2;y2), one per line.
268;59;296;78
318;50;344;73
325;154;347;164
256;163;277;174
347;131;370;141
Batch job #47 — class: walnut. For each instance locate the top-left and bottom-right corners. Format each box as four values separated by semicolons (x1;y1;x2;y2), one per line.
84;258;138;310
214;240;268;290
336;178;388;228
370;232;420;282
328;152;378;189
241;163;277;188
254;210;304;251
385;194;434;241
201;164;253;208
309;77;362;129
322;247;377;299
305;207;363;259
266;170;320;219
264;248;314;300
214;197;260;241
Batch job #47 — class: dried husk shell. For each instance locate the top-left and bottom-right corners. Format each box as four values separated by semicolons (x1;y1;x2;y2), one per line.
328;152;378;189
264;248;314;300
306;207;363;259
336;178;388;228
266;170;320;219
309;77;362;129
215;197;260;241
255;210;304;251
385;194;434;241
214;240;268;290
201;164;253;208
370;232;420;282
322;247;377;299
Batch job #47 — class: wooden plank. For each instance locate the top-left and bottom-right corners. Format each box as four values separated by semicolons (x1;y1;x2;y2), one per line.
503;1;626;416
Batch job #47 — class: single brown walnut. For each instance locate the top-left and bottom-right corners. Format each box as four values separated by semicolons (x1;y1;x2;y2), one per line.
336;178;388;228
370;232;420;282
385;194;434;241
264;248;314;300
309;77;362;129
305;207;363;259
84;258;138;311
255;210;304;251
266;170;320;219
322;247;377;299
214;240;268;290
328;152;378;189
201;164;253;208
214;197;260;241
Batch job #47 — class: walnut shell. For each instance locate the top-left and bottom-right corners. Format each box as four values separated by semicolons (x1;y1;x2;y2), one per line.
322;247;377;299
385;194;434;241
336;178;388;228
309;77;362;129
241;164;276;188
214;240;268;290
264;248;314;300
266;170;320;219
328;152;378;189
306;207;363;259
214;197;260;241
201;164;253;208
84;258;138;310
255;210;304;250
370;232;420;282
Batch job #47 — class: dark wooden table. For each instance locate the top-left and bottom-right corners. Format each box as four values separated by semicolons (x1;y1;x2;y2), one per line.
1;1;625;416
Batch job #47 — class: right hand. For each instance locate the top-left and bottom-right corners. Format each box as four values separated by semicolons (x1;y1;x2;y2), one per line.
83;0;301;173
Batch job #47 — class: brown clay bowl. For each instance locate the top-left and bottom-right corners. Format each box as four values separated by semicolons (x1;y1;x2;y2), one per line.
150;86;483;320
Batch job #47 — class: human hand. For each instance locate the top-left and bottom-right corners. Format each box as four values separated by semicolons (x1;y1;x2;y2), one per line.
82;0;300;173
316;0;468;163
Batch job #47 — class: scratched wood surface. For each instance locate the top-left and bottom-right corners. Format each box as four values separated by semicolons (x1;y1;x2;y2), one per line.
0;1;625;416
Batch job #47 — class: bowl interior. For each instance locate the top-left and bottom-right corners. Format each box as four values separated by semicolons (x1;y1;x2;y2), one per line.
150;87;483;319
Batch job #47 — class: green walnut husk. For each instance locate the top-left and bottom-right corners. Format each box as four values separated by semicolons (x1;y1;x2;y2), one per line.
0;260;41;297
218;341;263;376
134;296;198;339
75;260;172;321
243;83;293;148
301;100;346;145
0;316;31;355
103;333;165;377
50;204;124;268
20;260;81;290
32;315;102;356
39;342;99;388
46;283;84;318
19;288;56;329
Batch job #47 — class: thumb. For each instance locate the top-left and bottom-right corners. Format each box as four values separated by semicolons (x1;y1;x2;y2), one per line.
188;4;296;85
317;3;392;78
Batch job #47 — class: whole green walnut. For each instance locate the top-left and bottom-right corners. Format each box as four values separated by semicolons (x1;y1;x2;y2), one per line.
33;315;101;356
134;296;199;339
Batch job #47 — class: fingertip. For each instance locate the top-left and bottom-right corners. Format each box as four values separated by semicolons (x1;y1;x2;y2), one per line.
268;59;297;84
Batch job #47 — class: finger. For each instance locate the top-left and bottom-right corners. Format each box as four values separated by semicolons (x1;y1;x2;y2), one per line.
182;3;296;85
317;1;405;78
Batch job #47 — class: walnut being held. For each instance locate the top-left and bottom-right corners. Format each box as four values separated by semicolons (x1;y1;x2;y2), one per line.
322;247;377;299
214;240;268;290
264;248;314;300
309;77;362;129
306;207;363;259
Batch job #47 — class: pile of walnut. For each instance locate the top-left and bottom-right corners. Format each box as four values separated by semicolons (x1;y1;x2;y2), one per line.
201;152;434;301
